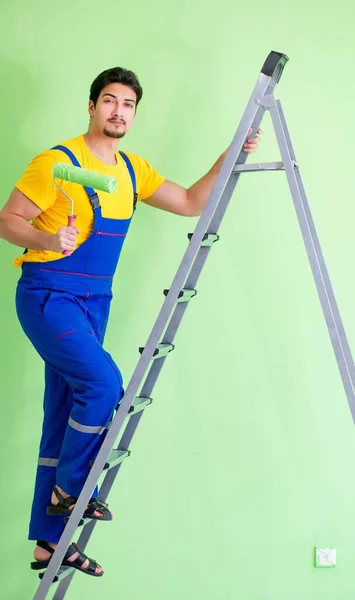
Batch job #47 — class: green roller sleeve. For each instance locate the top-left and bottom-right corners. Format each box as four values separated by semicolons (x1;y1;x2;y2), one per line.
52;162;118;193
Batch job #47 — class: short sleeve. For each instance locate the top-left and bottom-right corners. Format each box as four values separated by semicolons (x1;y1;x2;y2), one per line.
124;153;165;201
15;151;61;212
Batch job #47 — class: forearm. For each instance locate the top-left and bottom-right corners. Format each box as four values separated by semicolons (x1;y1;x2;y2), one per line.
187;150;227;216
0;214;52;250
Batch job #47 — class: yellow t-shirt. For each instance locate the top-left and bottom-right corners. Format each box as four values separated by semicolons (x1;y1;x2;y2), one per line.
13;135;165;267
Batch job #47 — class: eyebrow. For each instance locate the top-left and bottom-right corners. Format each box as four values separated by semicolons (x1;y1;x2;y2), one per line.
102;93;136;104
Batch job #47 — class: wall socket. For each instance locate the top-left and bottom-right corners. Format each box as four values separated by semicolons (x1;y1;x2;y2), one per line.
315;547;336;568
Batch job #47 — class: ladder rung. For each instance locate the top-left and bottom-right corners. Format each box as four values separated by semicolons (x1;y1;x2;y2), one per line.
39;566;74;583
129;396;153;414
139;343;174;359
64;515;87;526
163;288;197;303
233;161;285;172
89;449;130;471
188;232;219;247
63;513;86;525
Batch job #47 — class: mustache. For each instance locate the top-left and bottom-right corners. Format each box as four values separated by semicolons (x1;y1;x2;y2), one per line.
108;118;126;124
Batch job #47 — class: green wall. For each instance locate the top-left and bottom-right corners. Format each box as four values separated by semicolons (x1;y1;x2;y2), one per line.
1;0;355;598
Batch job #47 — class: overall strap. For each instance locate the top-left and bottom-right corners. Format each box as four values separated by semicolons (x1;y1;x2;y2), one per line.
119;151;138;211
51;145;100;209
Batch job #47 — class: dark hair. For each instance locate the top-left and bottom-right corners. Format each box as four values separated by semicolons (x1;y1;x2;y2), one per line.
89;67;143;107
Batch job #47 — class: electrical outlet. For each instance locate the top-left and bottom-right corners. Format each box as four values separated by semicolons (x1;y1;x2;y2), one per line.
315;547;336;568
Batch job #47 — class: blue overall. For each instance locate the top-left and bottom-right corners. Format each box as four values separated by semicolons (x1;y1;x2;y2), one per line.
16;147;137;543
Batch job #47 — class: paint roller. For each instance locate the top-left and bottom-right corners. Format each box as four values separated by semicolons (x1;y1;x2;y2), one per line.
52;163;118;256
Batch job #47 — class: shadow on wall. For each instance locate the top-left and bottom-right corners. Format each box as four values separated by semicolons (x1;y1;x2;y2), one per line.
0;61;56;591
0;59;37;195
0;58;36;279
0;59;40;490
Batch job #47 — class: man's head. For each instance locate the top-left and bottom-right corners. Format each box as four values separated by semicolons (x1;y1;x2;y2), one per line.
88;67;143;140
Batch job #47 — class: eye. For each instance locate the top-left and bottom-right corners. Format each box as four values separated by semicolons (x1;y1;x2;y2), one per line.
125;102;134;109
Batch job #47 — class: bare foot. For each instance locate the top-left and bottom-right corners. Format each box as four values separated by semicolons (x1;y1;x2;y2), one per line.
33;542;103;575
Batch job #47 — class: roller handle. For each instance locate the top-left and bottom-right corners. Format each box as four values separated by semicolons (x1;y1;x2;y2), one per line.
62;215;77;256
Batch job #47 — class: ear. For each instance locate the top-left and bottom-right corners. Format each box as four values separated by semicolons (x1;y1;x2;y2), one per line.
88;100;95;117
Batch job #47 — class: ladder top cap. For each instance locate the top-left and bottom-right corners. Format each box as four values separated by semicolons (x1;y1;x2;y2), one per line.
261;51;289;82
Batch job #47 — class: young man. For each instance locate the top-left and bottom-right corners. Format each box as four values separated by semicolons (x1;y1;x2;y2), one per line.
0;67;261;577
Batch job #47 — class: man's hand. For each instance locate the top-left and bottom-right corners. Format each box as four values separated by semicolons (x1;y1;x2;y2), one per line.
48;225;80;254
243;127;262;154
143;127;263;217
0;188;80;252
219;127;262;161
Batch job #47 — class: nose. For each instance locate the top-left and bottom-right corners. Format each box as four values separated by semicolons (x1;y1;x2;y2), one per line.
112;100;126;118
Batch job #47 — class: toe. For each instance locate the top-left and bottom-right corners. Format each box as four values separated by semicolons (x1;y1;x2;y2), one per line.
82;557;103;574
94;508;113;519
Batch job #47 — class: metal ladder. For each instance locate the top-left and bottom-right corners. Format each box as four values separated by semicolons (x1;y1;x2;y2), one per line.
32;50;355;599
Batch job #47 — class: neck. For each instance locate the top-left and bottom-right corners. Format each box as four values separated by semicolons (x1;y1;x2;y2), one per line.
83;129;119;165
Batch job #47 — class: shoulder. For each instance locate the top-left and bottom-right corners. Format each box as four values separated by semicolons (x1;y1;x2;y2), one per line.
27;136;82;167
46;135;84;162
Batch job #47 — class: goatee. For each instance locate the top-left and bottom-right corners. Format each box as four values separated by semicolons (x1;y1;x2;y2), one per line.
103;127;126;140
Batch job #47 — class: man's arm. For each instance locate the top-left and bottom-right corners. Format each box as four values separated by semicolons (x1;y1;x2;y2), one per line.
143;129;261;217
0;188;78;253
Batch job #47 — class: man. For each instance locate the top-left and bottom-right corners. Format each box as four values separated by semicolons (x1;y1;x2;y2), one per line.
0;67;261;577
